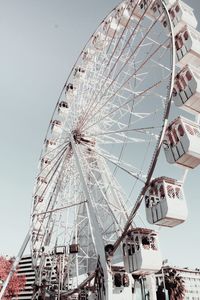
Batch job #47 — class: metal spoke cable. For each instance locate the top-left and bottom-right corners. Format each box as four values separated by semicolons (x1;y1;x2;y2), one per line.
81;36;169;131
78;1;139;129
90;146;146;183
33;144;70;207
83;79;162;132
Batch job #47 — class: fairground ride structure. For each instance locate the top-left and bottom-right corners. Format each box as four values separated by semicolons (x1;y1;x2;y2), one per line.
1;0;200;299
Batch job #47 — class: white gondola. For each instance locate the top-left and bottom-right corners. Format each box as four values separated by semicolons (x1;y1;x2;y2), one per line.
66;83;77;98
40;157;51;177
35;176;47;199
169;1;197;35
73;66;85;81
163;116;200;169
127;0;164;21
82;48;95;65
145;177;188;227
32;221;45;254
147;1;169;28
34;195;44;204
162;19;170;31
58;101;68;115
37;176;47;185
41;157;51;167
123;228;162;275
51;120;62;135
115;1;152;24
45;139;56;152
132;0;158;20
103;17;121;39
36;176;47;189
132;0;150;19
115;3;132;26
173;64;200;114
175;25;200;67
92;32;108;51
150;0;164;18
32;219;43;232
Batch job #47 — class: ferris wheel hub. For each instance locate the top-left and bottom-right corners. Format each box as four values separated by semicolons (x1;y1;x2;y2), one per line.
72;128;82;144
71;129;95;147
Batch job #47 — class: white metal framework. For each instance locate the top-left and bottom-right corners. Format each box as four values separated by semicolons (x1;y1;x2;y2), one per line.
30;1;175;298
2;0;200;299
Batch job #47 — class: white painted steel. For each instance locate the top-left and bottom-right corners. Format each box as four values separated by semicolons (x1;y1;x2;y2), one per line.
3;0;200;298
29;0;176;298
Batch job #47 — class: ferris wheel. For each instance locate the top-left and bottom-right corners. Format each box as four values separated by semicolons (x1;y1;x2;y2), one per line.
30;0;176;297
1;0;200;300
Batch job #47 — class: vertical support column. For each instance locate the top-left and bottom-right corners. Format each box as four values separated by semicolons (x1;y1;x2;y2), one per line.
146;274;157;300
70;138;112;300
162;266;169;300
75;205;79;287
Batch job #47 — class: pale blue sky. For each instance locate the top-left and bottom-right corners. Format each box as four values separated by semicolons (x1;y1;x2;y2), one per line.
0;0;200;269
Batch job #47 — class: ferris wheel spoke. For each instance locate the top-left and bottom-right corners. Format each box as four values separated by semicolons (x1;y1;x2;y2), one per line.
89;126;161;141
86;144;145;176
78;26;152;128
32;152;79;252
88;171;126;234
78;2;140;128
104;0;156;83
99;14;163;94
34;200;87;216
94;135;147;144
33;153;73;215
105;1;138;62
77;149;129;233
82;79;162;132
41;139;69;159
33;148;68;212
102;4;130;57
80;12;165;129
85;98;163;137
36;143;69;183
81;44;168;131
101;32;169;97
92;147;147;184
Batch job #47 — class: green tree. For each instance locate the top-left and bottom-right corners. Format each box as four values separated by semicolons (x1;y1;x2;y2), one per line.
164;268;185;300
